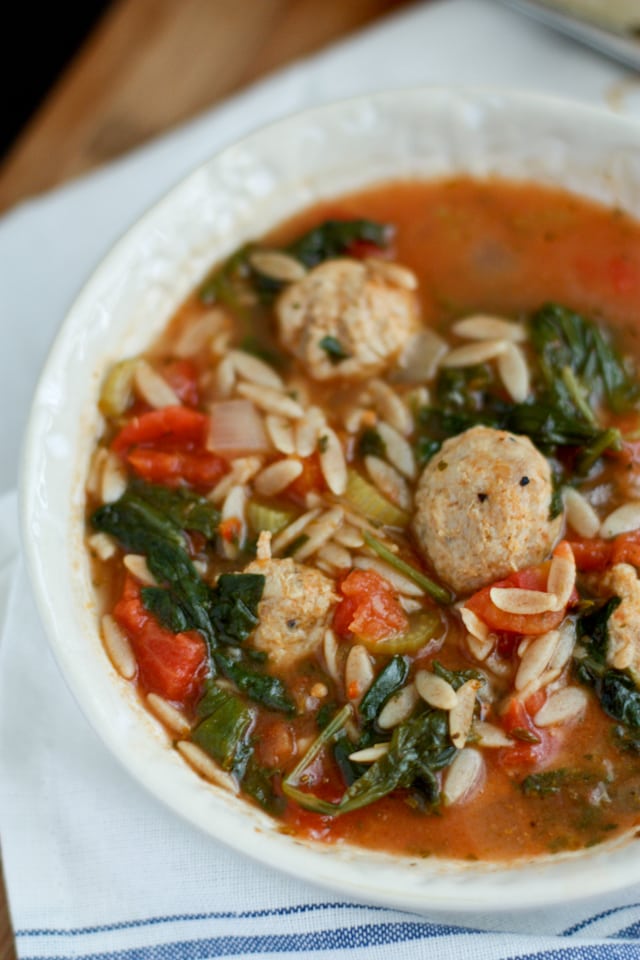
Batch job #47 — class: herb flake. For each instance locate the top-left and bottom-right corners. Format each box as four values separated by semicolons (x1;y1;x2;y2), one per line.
319;335;350;365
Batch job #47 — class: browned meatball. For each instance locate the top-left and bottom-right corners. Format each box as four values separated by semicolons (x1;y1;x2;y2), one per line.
276;258;419;381
413;426;562;595
244;557;337;666
589;563;640;678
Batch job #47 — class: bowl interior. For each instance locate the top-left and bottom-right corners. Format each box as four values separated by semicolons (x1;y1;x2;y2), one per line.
21;87;640;913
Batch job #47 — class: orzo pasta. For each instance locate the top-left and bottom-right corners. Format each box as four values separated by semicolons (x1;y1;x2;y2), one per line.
87;179;640;861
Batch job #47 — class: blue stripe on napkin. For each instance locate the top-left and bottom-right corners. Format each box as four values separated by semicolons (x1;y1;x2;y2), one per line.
15;903;390;937
18;929;640;960
563;904;640;936
17;920;476;960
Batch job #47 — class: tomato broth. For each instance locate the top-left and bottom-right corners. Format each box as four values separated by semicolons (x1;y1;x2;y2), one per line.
87;178;640;861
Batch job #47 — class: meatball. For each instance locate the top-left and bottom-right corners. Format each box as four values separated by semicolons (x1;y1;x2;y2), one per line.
594;563;640;679
276;258;420;381
244;556;337;666
413;426;562;595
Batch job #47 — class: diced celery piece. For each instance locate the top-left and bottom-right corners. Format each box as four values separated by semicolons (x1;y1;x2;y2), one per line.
344;469;409;528
247;501;295;534
99;358;137;417
359;610;442;655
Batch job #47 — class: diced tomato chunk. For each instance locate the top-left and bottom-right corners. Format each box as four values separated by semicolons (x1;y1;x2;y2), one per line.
332;593;359;637
112;406;208;454
568;538;612;572
162;360;200;407
286;453;327;504
497;695;550;771
569;531;640;572
111;404;227;489
333;568;408;641
608;254;637;294
608;438;640;468
281;752;345;836
218;516;242;543
347;239;388;260
127;448;228;488
113;575;207;704
612;530;640;567
574;253;638;296
253;717;295;769
524;689;547;716
466;563;566;636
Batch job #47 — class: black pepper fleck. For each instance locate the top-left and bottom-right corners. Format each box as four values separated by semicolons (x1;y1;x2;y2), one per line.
520;476;530;487
286;619;297;630
477;492;488;503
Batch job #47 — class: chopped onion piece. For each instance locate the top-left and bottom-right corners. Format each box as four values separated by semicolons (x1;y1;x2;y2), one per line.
394;328;448;383
208;399;270;455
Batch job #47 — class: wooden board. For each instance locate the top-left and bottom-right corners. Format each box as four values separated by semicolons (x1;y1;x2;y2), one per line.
0;1;414;956
0;0;413;213
0;879;13;960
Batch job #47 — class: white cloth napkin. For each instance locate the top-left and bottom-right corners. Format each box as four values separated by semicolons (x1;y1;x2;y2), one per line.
4;1;640;957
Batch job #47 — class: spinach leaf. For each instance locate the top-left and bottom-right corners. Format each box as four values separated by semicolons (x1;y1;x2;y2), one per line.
521;770;569;796
577;597;622;662
198;244;255;307
432;661;484;692
199;244;288;307
92;490;264;654
530;303;639;414
242;757;284;814
198;219;391;308
239;336;284;369
93;485;290;728
191;680;256;778
316;701;339;730
337;708;456;814
521;768;595;797
196;678;230;719
129;479;220;538
210;573;265;646
283;702;457;816
435;364;498;412
332;732;368;787
549;471;565;521
414;304;634;479
141;586;190;633
415;436;442;467
599;673;640;729
92;491;217;647
92;492;185;553
283;533;309;557
192;680;284;812
146;538;218;646
416;364;512;447
357;427;386;459
287;219;391;268
359;656;409;725
506;402;609;451
215;653;295;715
574;596;640;738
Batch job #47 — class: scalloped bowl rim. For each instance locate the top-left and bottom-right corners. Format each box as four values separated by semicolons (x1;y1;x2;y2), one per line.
20;87;640;915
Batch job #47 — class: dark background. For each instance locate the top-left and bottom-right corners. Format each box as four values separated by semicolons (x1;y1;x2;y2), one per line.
3;3;111;159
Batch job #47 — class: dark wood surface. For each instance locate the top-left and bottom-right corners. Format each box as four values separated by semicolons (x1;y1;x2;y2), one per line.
0;2;414;956
0;0;413;213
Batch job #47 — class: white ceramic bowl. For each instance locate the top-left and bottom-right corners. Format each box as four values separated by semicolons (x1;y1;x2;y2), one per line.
21;88;640;914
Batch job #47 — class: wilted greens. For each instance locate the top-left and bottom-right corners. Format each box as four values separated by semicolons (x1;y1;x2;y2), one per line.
198;218;392;307
415;303;638;477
